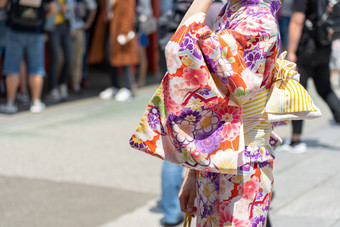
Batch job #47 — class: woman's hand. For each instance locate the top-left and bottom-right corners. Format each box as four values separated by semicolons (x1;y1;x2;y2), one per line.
178;169;197;216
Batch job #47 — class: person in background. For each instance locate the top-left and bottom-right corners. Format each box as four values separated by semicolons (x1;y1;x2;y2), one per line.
70;0;97;93
0;0;57;114
0;3;30;106
135;0;155;88
99;0;139;102
278;0;293;50
45;0;75;103
284;0;340;153
330;39;340;85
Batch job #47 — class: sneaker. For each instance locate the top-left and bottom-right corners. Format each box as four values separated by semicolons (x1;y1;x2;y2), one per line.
99;87;118;100
16;92;30;106
59;84;68;100
0;103;18;114
30;100;46;113
278;140;307;154
115;87;133;102
45;88;62;103
72;84;81;93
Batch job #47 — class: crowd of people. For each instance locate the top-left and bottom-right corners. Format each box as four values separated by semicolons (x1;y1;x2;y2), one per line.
0;0;99;113
0;0;158;114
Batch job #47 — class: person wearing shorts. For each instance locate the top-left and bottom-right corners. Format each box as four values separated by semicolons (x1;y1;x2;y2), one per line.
0;0;57;114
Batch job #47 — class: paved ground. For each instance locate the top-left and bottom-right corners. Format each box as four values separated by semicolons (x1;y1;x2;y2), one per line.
0;75;339;227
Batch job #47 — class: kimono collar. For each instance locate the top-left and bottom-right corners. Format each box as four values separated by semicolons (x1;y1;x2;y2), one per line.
226;0;282;15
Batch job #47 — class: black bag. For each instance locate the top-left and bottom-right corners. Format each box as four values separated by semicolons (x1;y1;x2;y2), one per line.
8;0;46;28
310;0;340;46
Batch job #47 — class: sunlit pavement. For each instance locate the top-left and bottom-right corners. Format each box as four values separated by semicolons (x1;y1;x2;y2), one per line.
0;78;339;227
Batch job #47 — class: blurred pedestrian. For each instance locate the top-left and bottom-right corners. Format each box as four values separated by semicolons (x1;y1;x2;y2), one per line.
0;0;57;114
70;0;97;93
135;0;156;88
45;0;75;103
278;0;292;50
330;39;340;85
99;0;139;102
283;0;340;153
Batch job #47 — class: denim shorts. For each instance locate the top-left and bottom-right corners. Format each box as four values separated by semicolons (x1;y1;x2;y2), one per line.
3;28;45;76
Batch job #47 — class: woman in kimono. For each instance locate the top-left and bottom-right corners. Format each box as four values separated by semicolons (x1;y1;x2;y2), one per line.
130;0;322;225
176;0;282;226
131;0;320;225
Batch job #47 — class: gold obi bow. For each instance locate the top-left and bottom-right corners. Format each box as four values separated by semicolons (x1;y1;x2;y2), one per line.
265;51;322;122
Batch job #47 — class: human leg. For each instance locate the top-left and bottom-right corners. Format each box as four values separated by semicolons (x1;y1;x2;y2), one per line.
313;64;340;122
16;60;30;105
5;74;20;103
99;65;120;100
26;33;46;113
71;29;85;92
115;66;133;102
28;75;45;113
137;34;149;87
46;28;61;102
0;29;24;113
59;22;73;99
161;161;184;225
283;63;311;153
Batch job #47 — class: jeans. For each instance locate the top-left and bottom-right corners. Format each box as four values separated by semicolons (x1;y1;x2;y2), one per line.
47;22;73;89
279;16;291;49
161;161;184;224
3;28;45;76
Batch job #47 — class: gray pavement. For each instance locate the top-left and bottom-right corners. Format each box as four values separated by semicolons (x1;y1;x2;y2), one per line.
0;79;339;227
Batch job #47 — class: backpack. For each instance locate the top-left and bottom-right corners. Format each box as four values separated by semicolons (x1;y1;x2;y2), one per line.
307;0;340;46
8;0;46;28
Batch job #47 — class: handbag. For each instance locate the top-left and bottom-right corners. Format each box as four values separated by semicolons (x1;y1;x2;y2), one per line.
265;51;322;121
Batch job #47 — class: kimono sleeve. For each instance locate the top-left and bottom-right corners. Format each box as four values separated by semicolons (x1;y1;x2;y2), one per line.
197;12;280;106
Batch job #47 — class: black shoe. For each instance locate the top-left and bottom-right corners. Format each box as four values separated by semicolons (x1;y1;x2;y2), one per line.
161;216;184;227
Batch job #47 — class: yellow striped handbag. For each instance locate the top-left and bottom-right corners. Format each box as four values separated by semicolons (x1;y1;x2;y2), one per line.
265;51;321;122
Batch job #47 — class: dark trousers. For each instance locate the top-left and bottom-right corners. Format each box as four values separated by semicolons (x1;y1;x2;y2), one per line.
110;66;132;90
47;22;73;90
292;61;340;134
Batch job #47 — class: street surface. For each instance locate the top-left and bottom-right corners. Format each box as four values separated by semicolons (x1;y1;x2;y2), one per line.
0;79;339;227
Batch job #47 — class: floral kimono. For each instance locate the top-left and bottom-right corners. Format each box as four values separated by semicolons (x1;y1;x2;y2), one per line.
130;0;318;226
